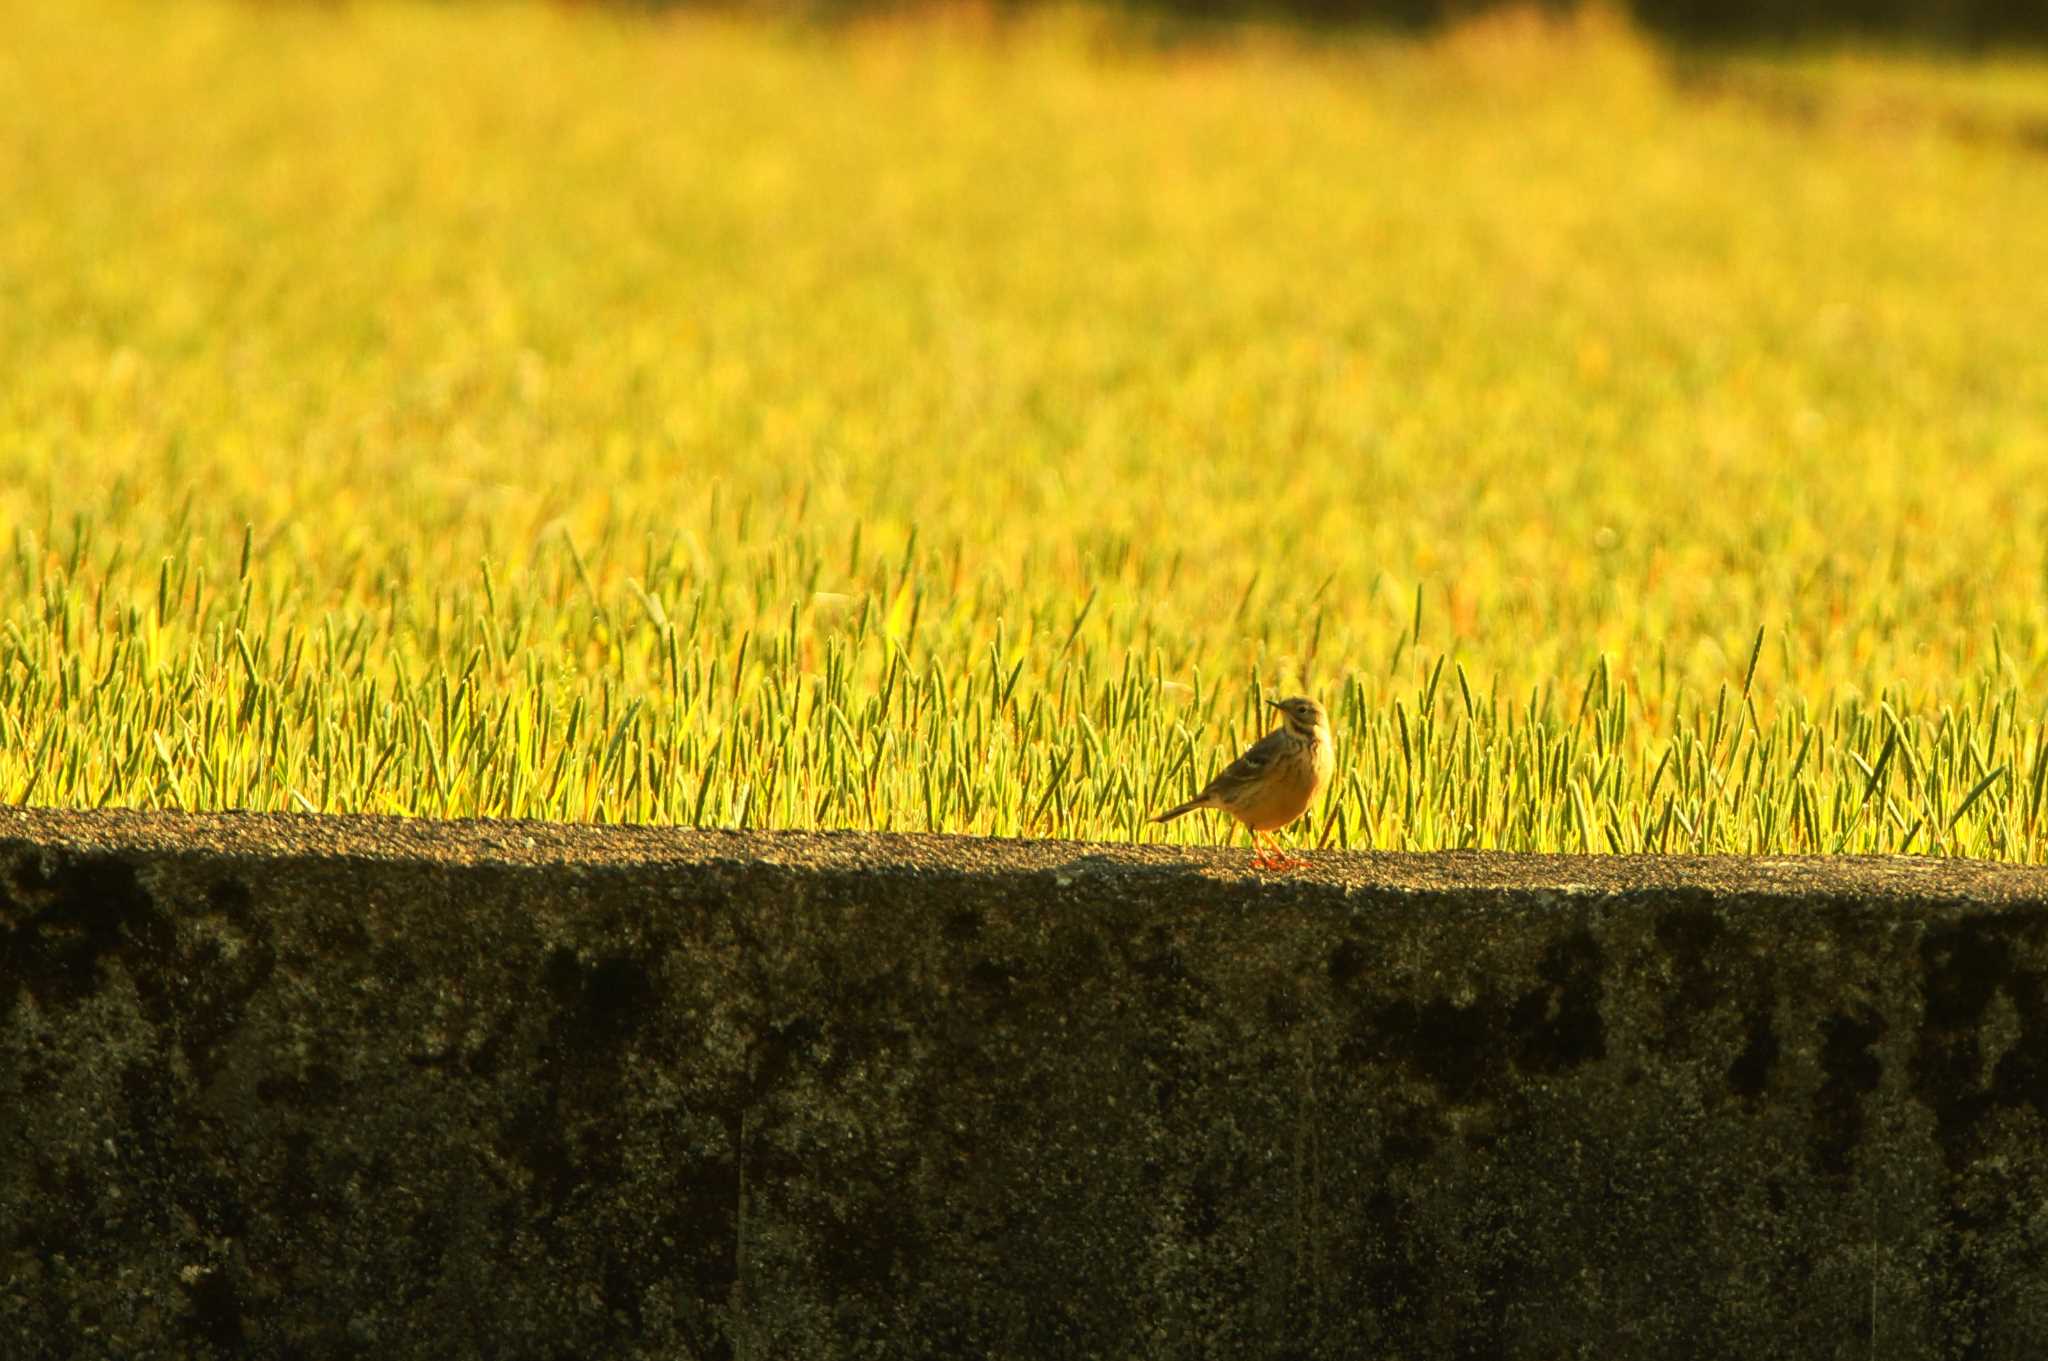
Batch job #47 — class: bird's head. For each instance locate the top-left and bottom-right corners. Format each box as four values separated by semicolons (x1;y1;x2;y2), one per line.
1267;695;1328;736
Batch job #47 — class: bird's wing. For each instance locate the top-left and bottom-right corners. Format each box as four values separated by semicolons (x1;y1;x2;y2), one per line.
1196;727;1290;805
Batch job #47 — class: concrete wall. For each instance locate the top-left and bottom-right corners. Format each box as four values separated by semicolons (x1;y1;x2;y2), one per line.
5;808;2048;1358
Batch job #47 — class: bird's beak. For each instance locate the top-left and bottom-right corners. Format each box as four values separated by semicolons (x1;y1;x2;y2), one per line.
1264;699;1282;711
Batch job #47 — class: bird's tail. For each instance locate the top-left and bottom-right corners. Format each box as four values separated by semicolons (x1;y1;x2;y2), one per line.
1152;799;1203;824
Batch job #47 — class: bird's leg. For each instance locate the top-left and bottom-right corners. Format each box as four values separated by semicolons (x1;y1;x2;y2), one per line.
1251;830;1284;871
1264;831;1304;873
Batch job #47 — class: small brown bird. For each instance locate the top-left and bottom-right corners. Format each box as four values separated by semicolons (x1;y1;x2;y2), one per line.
1154;696;1334;870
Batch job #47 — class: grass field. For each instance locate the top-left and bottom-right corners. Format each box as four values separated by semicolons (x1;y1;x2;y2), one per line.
4;0;2047;856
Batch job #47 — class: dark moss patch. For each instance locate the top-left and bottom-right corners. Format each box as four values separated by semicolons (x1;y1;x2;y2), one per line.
1728;1007;1780;1100
1345;929;1605;1106
1366;994;1505;1105
181;1266;246;1352
256;1063;345;1107
1811;1009;1885;1176
0;852;171;1018
1511;929;1607;1074
1654;906;1727;1045
1327;937;1371;990
966;957;1014;997
1911;916;2048;1170
501;1090;578;1213
817;1194;920;1300
543;948;658;1057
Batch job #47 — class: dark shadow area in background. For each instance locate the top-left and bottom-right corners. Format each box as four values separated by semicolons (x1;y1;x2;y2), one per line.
589;0;2047;46
1188;0;2042;44
1628;0;2042;46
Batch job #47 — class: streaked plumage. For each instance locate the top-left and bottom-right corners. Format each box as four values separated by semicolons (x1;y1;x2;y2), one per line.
1155;696;1333;870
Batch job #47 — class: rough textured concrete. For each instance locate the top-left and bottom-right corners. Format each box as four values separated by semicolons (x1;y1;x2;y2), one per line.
5;807;2048;1359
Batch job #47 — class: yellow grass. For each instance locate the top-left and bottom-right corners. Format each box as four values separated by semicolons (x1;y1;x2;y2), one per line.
3;0;2047;854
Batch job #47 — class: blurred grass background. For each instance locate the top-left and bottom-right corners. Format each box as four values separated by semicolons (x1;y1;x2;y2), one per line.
2;0;2046;854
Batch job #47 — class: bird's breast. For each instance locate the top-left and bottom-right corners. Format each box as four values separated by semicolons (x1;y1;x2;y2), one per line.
1234;733;1334;831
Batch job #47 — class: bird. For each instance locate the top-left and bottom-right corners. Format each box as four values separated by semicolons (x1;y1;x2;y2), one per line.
1154;696;1334;871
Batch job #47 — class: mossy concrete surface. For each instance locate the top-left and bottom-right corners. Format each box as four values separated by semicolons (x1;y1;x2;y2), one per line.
5;808;2048;1358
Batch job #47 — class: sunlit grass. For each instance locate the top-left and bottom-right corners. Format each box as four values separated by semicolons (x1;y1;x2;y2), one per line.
3;0;2047;856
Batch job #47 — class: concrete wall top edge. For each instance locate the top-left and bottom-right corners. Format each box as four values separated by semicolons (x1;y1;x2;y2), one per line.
2;805;2043;906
